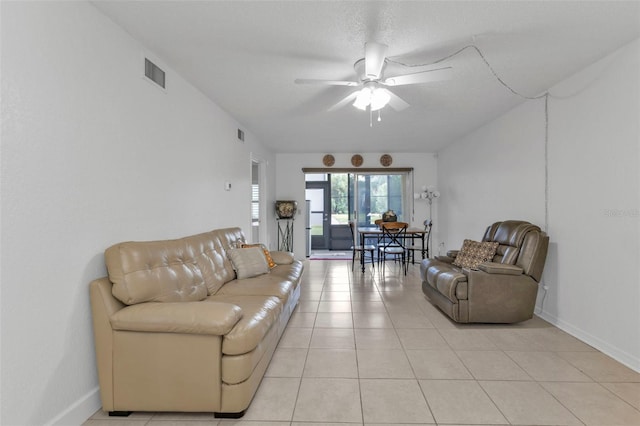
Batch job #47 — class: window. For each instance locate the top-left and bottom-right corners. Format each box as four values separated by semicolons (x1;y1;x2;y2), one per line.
251;184;259;225
251;163;259;227
305;171;410;227
353;173;407;226
330;174;349;225
144;58;165;89
306;173;328;182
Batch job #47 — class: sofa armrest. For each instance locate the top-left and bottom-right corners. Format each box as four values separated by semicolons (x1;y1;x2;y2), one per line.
110;301;243;335
270;250;294;265
478;262;524;276
466;270;538;323
446;250;459;259
434;255;454;264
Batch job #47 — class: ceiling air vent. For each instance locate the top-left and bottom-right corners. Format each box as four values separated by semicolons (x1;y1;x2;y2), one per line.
237;129;245;142
144;58;165;89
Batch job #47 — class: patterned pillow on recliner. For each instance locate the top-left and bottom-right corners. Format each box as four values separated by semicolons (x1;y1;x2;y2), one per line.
453;239;499;270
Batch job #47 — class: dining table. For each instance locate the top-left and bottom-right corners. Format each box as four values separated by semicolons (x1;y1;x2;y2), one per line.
357;226;429;272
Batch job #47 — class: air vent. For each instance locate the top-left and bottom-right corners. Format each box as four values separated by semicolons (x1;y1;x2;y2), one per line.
144;58;165;89
237;129;245;142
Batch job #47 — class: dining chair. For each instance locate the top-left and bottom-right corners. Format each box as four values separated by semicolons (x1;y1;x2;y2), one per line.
373;218;385;248
407;219;432;264
349;221;375;271
378;221;408;275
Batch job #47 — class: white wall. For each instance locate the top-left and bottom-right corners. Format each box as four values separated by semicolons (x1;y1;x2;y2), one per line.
438;39;640;371
437;99;546;249
544;39;639;371
275;152;439;259
0;2;275;425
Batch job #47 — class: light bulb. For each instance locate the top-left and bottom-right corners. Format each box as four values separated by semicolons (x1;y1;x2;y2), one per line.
353;87;372;110
369;88;390;111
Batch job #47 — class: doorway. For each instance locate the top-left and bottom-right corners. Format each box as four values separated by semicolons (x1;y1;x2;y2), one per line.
305;180;330;250
305;170;411;252
250;158;266;244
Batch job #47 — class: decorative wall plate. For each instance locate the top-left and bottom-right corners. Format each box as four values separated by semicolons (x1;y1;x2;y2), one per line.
351;154;363;167
380;154;392;167
322;154;335;167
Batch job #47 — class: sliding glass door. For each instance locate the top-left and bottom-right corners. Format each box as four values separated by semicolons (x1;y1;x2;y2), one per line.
306;180;331;250
352;173;407;226
305;171;410;251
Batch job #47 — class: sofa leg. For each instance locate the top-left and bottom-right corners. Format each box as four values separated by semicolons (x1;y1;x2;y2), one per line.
214;410;246;419
108;411;132;417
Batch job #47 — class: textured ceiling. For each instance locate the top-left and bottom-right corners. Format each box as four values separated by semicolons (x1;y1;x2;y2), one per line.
92;1;640;153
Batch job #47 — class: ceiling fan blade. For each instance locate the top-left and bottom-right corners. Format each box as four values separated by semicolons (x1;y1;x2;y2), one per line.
383;67;453;87
295;79;360;87
328;92;358;112
365;42;388;80
385;89;410;112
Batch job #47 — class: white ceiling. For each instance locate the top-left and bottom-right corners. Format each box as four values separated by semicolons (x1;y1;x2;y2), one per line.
92;1;640;153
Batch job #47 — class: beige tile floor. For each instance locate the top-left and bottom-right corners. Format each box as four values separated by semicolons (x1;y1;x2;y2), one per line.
84;259;640;426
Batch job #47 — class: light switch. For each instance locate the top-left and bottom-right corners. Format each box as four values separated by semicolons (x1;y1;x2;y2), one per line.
224;182;231;191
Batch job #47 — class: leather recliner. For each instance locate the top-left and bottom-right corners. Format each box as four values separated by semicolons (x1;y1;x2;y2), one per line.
420;220;549;323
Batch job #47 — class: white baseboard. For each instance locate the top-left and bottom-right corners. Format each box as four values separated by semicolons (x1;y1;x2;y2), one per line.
537;309;640;373
46;386;101;426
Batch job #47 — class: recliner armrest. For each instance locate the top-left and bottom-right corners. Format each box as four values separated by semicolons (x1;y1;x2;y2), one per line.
110;301;243;335
477;262;524;276
434;255;455;264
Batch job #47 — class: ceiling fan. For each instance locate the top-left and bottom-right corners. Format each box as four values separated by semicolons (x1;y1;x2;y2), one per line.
294;42;453;113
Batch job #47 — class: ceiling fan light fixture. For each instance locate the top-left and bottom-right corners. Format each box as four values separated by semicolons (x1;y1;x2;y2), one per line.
352;86;390;111
370;88;390;111
296;41;456;115
353;87;373;110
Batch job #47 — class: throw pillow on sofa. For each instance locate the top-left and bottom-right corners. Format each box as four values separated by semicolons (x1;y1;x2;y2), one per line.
228;246;270;279
452;239;499;270
270;251;294;265
241;243;276;268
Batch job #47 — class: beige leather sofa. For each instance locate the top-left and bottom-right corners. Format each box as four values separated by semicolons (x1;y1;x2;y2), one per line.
90;227;304;418
421;220;548;323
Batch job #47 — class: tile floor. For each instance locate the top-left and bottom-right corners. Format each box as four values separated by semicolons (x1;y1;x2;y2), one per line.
84;259;640;426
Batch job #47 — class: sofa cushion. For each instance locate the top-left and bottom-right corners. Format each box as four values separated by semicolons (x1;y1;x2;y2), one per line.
453;240;499;270
494;244;520;264
215;273;296;303
228;247;270;279
206;295;282;355
423;258;464;289
105;230;247;304
268;261;304;283
191;232;237;294
420;258;435;282
270;251;294;265
106;240;209;305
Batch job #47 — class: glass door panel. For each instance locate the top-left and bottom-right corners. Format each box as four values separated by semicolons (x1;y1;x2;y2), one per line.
353;173;408;226
305;183;330;249
305;171;410;250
